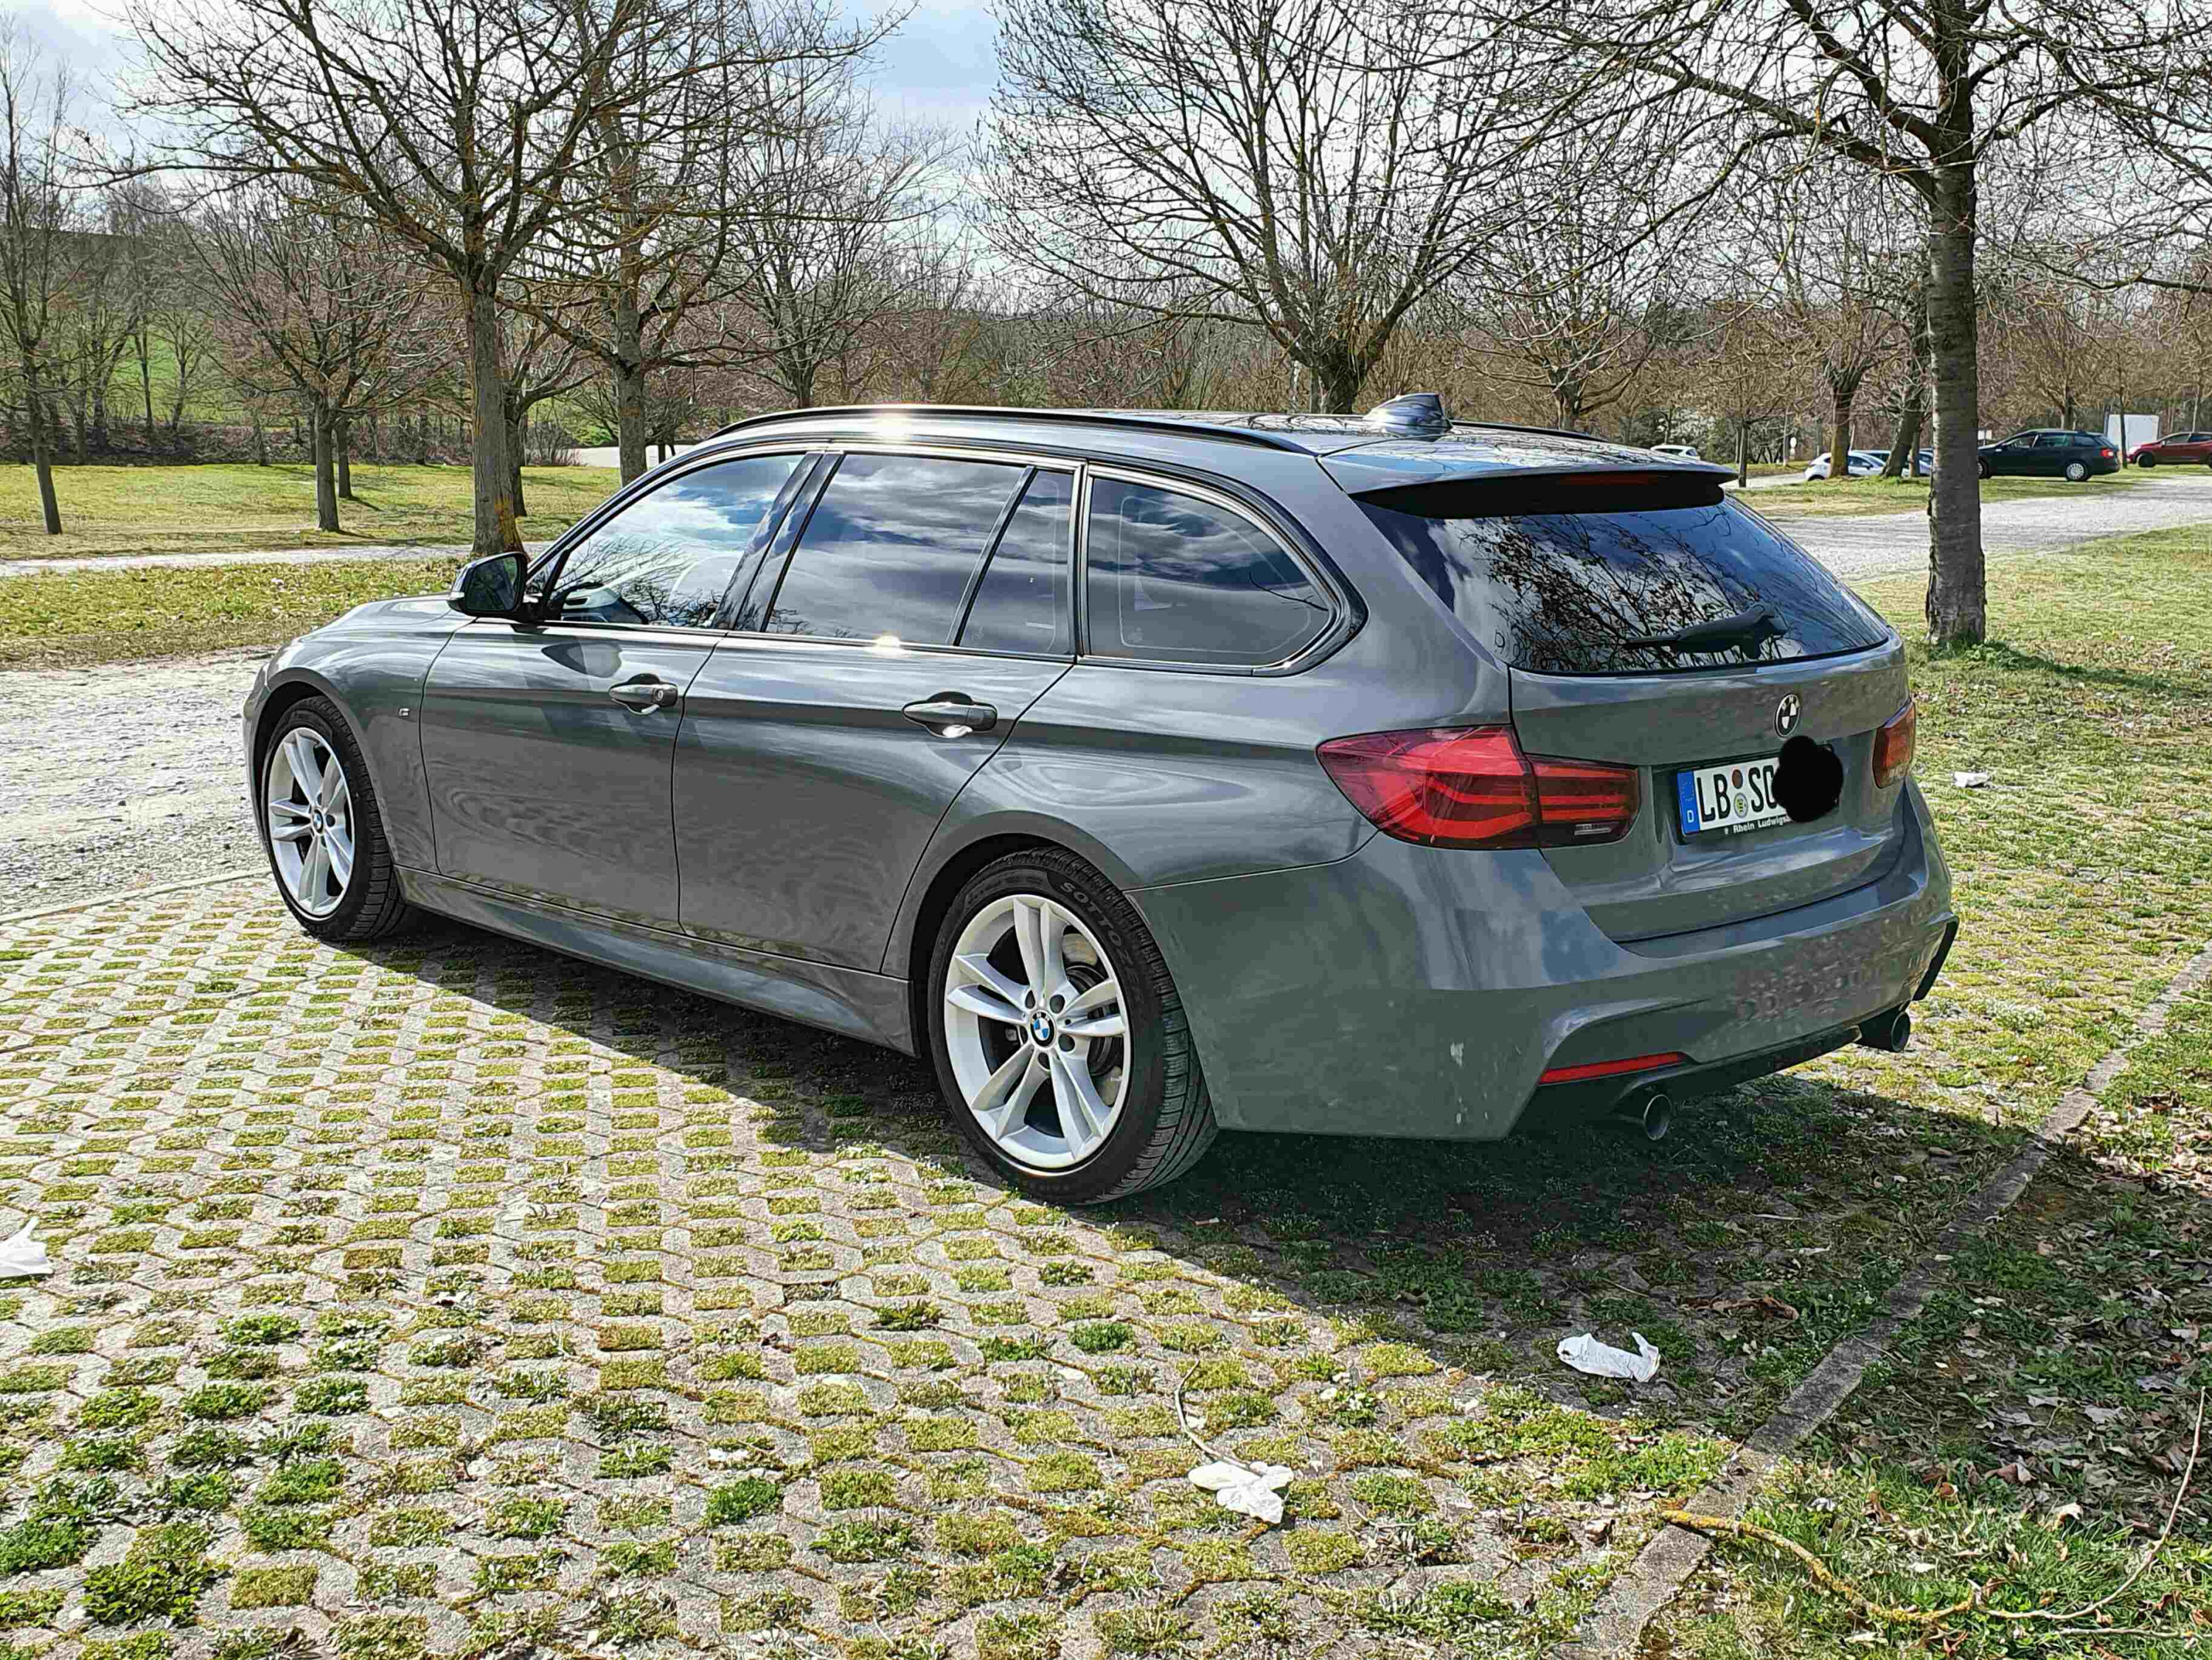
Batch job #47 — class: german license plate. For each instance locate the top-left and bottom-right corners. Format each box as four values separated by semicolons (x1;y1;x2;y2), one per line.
1676;754;1790;836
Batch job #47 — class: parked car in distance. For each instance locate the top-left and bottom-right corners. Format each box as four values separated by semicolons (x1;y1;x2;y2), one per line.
2129;431;2212;467
1860;449;1938;477
1977;429;2119;481
1651;442;1702;461
243;395;1955;1202
1803;450;1884;480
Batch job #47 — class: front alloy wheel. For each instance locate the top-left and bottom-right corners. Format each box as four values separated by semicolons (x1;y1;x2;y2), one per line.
928;849;1217;1202
266;727;355;917
259;695;415;941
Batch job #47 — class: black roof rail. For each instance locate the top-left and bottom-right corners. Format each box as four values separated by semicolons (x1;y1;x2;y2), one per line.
703;404;1314;453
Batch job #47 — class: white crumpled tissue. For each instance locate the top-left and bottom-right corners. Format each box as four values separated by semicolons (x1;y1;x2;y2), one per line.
1952;771;1992;789
1188;1459;1295;1524
1557;1330;1661;1383
0;1224;52;1280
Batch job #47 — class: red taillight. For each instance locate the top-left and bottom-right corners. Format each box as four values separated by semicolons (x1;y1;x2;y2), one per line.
1316;726;1639;849
1872;698;1916;788
1539;1052;1688;1085
2101;448;2115;459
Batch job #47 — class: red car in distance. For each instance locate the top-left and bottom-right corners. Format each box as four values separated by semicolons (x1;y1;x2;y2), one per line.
2129;431;2212;467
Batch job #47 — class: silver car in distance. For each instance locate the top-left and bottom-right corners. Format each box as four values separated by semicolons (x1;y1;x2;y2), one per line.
243;397;1955;1202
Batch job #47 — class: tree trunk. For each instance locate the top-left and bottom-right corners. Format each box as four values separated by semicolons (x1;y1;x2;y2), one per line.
1314;352;1363;415
23;362;61;535
612;277;651;482
466;279;521;557
312;401;339;532
336;417;353;499
139;336;155;445
1827;395;1852;484
507;412;529;519
1736;417;1750;489
1925;163;1985;647
251;411;268;465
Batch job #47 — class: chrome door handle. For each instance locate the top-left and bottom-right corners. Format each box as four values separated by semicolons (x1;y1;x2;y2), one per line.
902;696;997;737
609;678;678;711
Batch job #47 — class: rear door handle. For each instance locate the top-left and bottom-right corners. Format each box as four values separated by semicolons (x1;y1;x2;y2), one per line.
609;677;679;711
902;695;997;737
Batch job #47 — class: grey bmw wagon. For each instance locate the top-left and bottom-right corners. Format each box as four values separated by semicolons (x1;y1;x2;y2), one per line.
243;398;1955;1201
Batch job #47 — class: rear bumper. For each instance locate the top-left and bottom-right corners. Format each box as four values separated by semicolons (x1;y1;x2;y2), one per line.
1130;778;1954;1141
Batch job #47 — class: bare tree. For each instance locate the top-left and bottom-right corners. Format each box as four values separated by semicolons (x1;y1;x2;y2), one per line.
1741;164;1912;485
722;82;947;411
984;0;1586;413
515;0;878;480
125;0;715;556
187;181;442;532
0;24;86;532
1451;119;1714;430
1517;0;2197;641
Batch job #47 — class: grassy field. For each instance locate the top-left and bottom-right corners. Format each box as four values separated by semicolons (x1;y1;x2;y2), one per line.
0;557;465;670
1747;468;2153;519
0;462;619;559
1646;527;2212;1656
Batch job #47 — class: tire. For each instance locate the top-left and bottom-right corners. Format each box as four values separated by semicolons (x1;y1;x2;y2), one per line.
2065;460;2089;482
2139;453;2157;467
1977;460;1992;479
926;848;1217;1204
257;695;417;942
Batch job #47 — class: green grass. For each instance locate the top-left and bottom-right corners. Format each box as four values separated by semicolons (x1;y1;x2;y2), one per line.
0;462;617;558
1646;527;2212;1658
0;557;462;670
1749;466;2163;519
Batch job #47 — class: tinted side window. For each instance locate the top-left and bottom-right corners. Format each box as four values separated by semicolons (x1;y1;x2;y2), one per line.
957;470;1073;655
2034;433;2073;449
535;454;803;627
1084;477;1329;666
766;453;1026;643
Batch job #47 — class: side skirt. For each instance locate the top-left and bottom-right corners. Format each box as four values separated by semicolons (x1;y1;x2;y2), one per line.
394;868;915;1055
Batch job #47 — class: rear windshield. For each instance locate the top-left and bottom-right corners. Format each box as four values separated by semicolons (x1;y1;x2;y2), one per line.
1357;476;1888;676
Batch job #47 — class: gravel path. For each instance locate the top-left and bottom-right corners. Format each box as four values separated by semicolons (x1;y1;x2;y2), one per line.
0;650;262;913
1776;472;2212;580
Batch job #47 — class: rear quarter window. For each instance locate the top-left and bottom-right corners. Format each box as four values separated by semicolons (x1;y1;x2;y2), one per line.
1357;477;1888;676
1084;476;1331;667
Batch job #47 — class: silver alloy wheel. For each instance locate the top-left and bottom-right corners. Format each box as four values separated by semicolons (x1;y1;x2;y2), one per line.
264;727;355;918
943;894;1130;1170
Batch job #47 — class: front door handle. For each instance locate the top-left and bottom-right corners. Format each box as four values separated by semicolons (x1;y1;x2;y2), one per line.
902;695;998;738
609;677;679;711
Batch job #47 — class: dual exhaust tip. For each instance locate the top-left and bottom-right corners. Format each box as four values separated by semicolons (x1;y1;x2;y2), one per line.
1608;1009;1912;1142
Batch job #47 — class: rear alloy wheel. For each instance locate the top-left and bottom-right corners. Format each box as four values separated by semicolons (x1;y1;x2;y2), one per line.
929;850;1217;1202
2065;460;2090;482
260;697;415;941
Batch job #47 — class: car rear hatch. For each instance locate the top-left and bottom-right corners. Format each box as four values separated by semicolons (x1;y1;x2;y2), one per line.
1347;465;1911;940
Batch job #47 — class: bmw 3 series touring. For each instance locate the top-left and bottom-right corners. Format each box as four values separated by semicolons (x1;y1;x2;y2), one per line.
243;397;1956;1201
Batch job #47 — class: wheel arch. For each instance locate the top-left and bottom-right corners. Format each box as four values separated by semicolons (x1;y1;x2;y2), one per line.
251;673;364;822
895;820;1150;1058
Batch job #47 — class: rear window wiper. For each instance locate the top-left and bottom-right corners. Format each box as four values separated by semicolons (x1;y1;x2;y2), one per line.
1621;604;1783;655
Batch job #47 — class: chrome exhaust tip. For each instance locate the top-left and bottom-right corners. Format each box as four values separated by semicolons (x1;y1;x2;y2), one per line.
1613;1091;1672;1142
1858;1008;1913;1052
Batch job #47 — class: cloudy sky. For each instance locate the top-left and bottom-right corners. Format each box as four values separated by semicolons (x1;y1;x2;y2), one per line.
13;0;1001;132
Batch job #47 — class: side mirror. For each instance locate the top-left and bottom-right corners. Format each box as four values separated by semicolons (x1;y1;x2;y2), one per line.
450;552;527;618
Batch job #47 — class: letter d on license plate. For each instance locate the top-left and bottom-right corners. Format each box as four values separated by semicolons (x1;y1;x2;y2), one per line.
1677;754;1790;836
